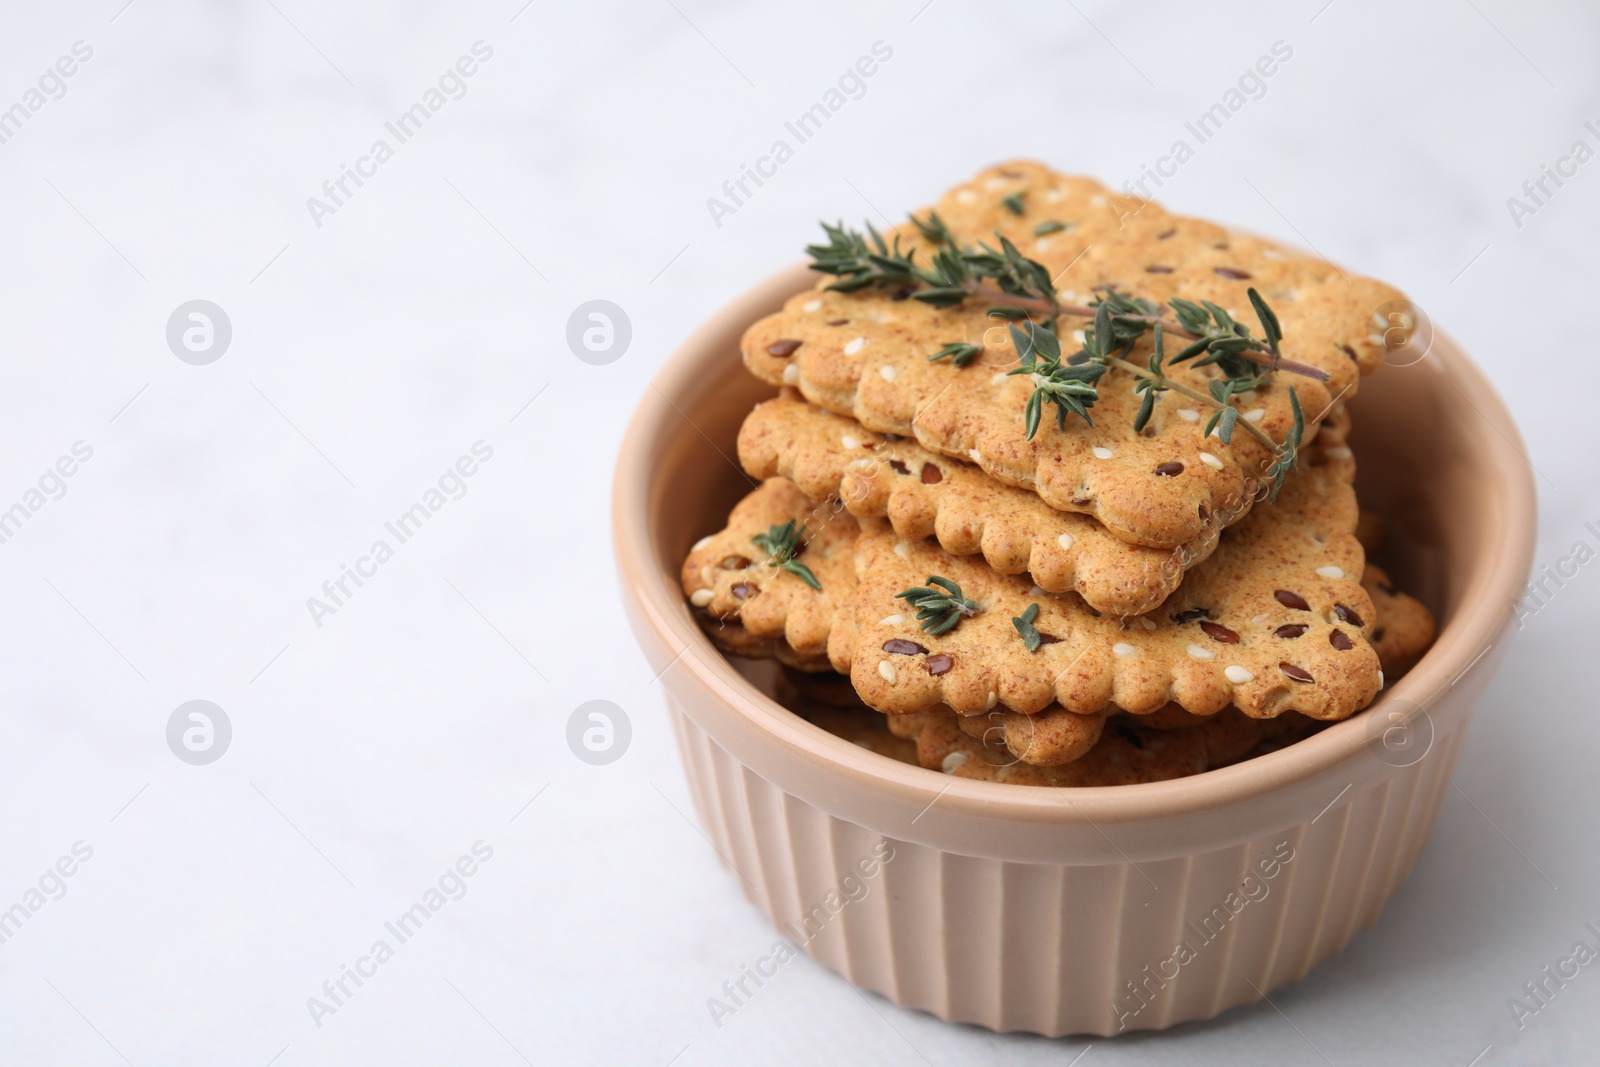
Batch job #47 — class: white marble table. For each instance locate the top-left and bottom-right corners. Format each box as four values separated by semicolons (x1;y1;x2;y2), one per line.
0;1;1593;1063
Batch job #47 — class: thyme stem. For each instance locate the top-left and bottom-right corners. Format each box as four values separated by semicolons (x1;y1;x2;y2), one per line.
1098;353;1281;457
965;287;1327;381
809;217;1313;498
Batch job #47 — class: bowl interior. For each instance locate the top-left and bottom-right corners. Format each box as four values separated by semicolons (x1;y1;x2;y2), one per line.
622;263;1533;816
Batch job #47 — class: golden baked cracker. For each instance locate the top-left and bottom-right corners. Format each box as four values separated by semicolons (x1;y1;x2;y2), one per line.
701;618;831;672
1101;558;1421;751
681;478;856;670
913;708;1209;785
743;163;1406;549
1362;564;1436;677
743;288;1289;549
960;700;1274;770
783;693;1319;780
845;444;1381;721
882;709;925;741
1074;705;1268;762
781;640;1108;769
737;391;1198;615
905;161;1402;381
953;705;1107;767
941;704;1320;773
791;701;1320;781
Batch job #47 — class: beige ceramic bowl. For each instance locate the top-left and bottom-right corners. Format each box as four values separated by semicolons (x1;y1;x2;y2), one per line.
613;263;1535;1036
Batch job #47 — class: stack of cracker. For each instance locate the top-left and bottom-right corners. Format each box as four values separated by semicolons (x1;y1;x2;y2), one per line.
680;162;1435;787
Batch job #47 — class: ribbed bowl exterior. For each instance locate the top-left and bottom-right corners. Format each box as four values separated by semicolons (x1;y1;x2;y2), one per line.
667;695;1465;1036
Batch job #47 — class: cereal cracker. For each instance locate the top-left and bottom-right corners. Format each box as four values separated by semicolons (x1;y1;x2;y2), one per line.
1363;563;1436;677
743;162;1405;549
844;441;1381;721
912;708;1209;785
738;390;1200;615
680;478;856;671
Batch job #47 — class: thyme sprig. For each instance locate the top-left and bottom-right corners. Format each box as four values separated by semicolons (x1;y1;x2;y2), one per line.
1008;307;1304;499
751;521;821;590
806;217;1314;499
895;576;979;635
1005;314;1104;438
806;219;1059;316
806;218;1328;382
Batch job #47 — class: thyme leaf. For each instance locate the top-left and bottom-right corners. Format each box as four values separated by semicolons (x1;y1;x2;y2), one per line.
928;342;984;367
1012;603;1044;652
895;575;979;635
751;520;821;590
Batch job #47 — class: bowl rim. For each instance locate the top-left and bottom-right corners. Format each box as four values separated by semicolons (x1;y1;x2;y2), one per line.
613;261;1536;826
